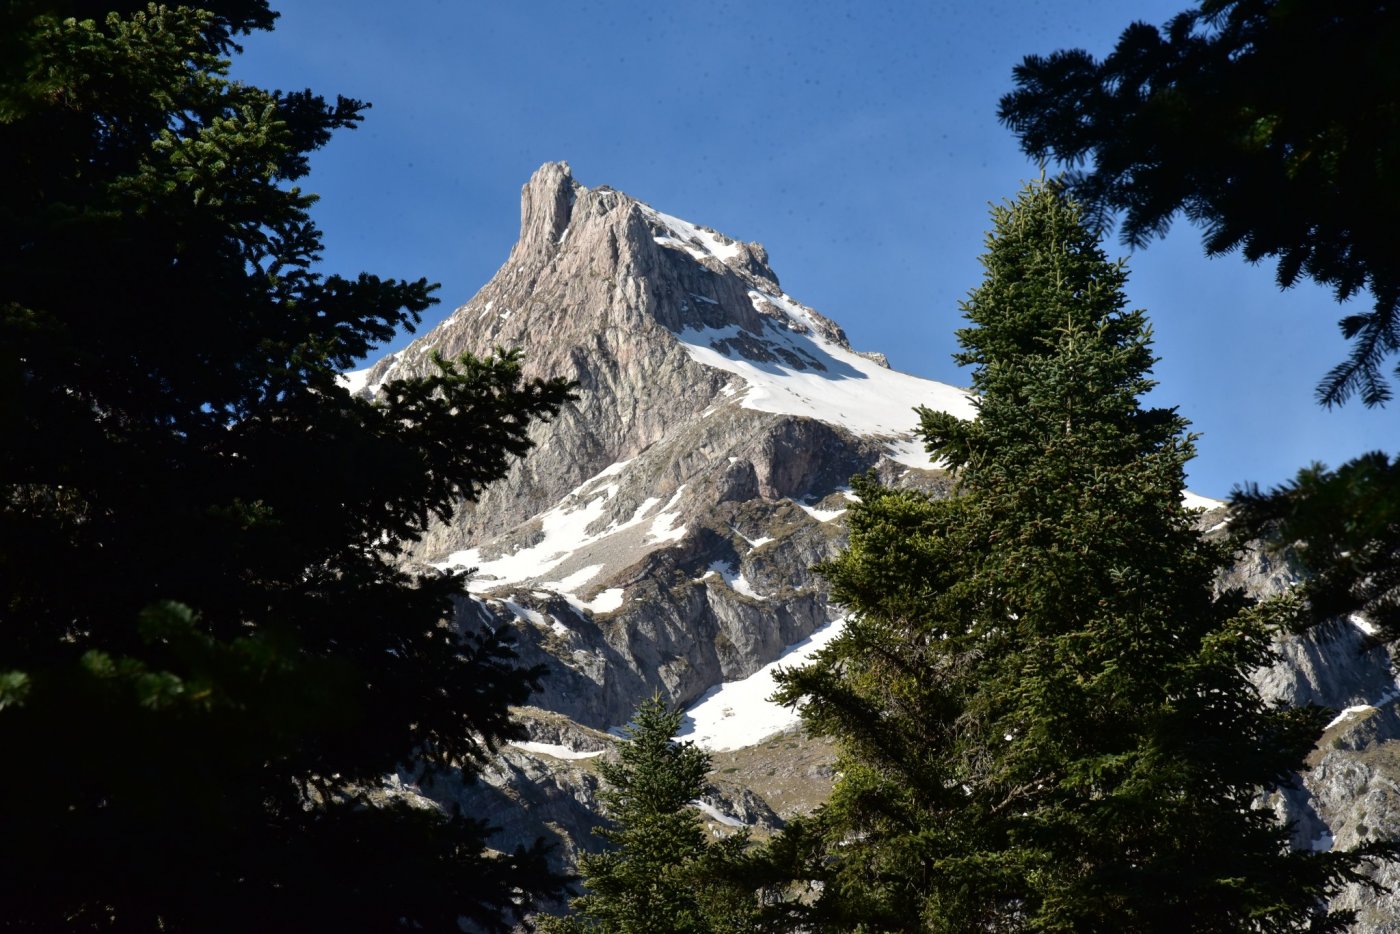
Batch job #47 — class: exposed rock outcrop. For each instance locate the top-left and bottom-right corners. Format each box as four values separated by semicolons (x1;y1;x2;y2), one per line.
350;161;967;728
1230;540;1400;924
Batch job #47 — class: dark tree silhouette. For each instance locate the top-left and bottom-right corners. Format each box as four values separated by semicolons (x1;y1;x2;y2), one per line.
761;182;1381;932
0;3;573;929
1000;1;1400;407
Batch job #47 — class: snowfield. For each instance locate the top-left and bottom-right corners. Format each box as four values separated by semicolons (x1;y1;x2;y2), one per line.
674;290;974;470
676;617;847;751
509;741;606;761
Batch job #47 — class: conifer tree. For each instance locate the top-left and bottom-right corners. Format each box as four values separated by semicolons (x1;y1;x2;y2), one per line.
1000;0;1400;751
766;181;1379;932
0;3;572;929
543;697;759;934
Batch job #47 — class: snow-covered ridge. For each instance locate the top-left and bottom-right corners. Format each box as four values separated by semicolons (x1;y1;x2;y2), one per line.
1183;490;1227;511
674;289;974;469
639;195;974;469
641;204;745;264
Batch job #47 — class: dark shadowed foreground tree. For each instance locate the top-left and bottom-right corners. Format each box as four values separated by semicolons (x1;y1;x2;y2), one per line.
542;697;759;934
761;181;1380;932
999;0;1400;407
0;3;572;929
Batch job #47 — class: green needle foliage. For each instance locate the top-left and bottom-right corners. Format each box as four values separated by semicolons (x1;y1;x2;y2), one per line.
764;181;1381;932
543;697;759;934
1000;0;1400;773
0;3;574;930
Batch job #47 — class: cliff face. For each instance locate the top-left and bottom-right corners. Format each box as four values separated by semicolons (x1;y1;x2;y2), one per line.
349;161;969;728
351;164;1400;927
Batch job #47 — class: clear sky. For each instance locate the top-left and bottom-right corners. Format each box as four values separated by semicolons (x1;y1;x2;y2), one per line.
230;1;1397;498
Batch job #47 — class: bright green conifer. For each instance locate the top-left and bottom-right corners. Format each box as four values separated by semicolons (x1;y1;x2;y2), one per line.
767;181;1380;932
545;697;759;934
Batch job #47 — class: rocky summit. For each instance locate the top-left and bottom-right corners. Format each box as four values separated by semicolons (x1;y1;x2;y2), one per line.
349;163;1400;925
345;161;972;732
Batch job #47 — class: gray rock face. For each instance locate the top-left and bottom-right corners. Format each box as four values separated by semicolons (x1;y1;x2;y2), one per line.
355;161;963;730
361;162;859;557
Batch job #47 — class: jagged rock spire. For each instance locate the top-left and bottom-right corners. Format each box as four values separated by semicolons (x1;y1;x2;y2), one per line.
512;161;580;264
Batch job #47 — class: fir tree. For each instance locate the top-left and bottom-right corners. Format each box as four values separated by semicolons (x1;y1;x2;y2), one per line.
1000;0;1400;756
543;696;759;934
0;3;572;929
765;181;1380;932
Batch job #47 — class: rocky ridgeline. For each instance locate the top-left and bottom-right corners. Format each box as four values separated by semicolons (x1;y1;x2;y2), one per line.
356;162;856;554
349;161;961;730
353;164;1400;926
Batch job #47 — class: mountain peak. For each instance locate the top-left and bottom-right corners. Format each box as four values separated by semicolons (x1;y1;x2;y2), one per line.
515;161;581;260
351;164;973;573
511;162;783;307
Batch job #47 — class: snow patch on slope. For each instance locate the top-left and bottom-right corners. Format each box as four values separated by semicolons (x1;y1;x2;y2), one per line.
510;741;605;761
1352;614;1379;637
676;617;846;751
642;205;744;264
438;492;610;591
1325;687;1400;730
582;588;625;614
692;799;747;827
543;564;604;593
435;461;640;590
674;291;973;468
501;597;548;627
796;500;846;523
702;561;761;599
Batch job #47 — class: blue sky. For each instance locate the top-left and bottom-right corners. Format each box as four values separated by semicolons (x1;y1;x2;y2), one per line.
231;1;1397;498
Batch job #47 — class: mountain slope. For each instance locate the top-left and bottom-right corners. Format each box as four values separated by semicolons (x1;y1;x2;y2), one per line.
348;161;970;729
351;163;1400;928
